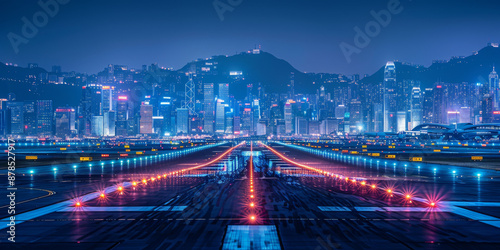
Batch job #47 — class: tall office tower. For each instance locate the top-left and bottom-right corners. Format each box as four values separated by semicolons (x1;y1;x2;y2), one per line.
225;108;234;134
349;100;362;133
241;105;252;136
383;61;398;132
284;102;293;134
139;104;153;134
295;117;308;135
101;86;114;113
481;94;494;123
80;84;102;135
252;100;261;135
203;83;215;134
233;116;241;135
104;111;115;136
159;97;173;136
36;100;53;136
215;100;226;133
55;108;75;137
432;85;446;124
489;67;499;109
6;102;24;135
288;72;295;99
176;108;189;134
459;107;472;123
423;88;434;123
101;86;115;136
489;67;498;93
116;96;129;136
373;103;383;132
91;116;103;136
410;87;423;129
23;101;37;136
218;83;229;103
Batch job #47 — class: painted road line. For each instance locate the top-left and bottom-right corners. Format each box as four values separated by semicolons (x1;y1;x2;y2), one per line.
57;206;187;212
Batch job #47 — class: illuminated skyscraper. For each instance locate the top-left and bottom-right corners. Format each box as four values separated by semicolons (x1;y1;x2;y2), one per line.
410;87;423;129
383;61;397;132
215;100;226;133
23;101;37;136
176;108;189;134
284;102;293;134
7;102;24;135
218;83;229;103
55;108;75;137
116;96;129;136
36;100;53;136
489;67;499;109
139;104;153;134
203;83;215;133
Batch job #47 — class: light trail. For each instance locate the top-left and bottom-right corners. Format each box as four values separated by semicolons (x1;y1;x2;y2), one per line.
262;143;436;207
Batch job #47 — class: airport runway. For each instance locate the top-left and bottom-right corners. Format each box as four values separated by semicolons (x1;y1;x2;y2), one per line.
1;142;500;249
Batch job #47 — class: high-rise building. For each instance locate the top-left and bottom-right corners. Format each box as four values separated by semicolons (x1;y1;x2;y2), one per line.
295;117;308;135
55;108;75;137
36;100;53;136
218;83;229;103
423;88;434;123
410;87;423;129
116;96;129;136
383;61;398;132
176;108;189;134
159;97;173;136
7;102;24;135
23;101;37;136
139;104;153;134
215;100;226;133
489;67;499;109
203;83;215;133
103;111;115;136
80;84;102;135
284;102;293;134
482;94;494;123
433;85;446;124
91;116;103;136
101;86;114;113
225;108;234;134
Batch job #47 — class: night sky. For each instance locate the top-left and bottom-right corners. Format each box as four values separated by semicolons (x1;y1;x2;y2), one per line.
0;0;499;75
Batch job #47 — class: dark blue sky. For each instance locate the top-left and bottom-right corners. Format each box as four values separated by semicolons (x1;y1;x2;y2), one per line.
1;0;499;75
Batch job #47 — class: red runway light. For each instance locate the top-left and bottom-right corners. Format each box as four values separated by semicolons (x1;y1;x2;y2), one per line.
250;216;256;220
118;186;123;191
361;181;366;186
100;193;105;198
406;195;411;199
76;202;81;207
132;182;137;186
430;202;436;207
250;203;254;207
387;189;392;193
